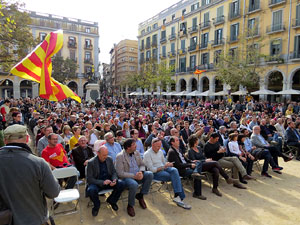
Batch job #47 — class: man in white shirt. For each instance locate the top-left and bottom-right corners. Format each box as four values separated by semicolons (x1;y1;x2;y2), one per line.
274;118;285;138
143;138;191;209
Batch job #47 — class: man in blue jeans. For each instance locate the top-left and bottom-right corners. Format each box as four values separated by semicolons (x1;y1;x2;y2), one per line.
86;146;125;217
115;138;153;217
144;138;191;209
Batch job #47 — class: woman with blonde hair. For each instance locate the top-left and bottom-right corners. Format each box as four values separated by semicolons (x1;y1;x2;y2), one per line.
69;126;81;151
60;125;73;152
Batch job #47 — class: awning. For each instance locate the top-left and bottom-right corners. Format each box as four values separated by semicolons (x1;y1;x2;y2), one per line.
250;89;276;95
213;90;227;96
276;89;300;95
231;90;248;96
174;91;189;96
198;90;210;96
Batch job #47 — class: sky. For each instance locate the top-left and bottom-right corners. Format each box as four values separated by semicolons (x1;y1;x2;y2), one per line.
21;0;177;64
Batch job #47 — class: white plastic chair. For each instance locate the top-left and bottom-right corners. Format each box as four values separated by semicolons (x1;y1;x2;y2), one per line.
51;167;82;223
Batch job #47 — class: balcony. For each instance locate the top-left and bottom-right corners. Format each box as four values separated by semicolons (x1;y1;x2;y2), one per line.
168;51;176;57
266;55;285;64
197;63;214;71
145;43;151;49
139;46;144;51
146;57;151;62
84;58;93;64
177;48;187;55
188;45;199;52
266;23;285;34
187;67;197;72
178;31;188;38
229;36;239;43
292;19;300;29
247;2;261;14
199;21;211;30
269;0;286;8
212;39;224;47
188;26;198;34
213;16;225;25
229;10;241;21
151;41;157;47
68;41;77;48
176;67;187;74
246;27;260;38
84;44;93;50
160;37;167;44
169;34;176;41
199;42;208;49
160;53;167;59
289;51;300;61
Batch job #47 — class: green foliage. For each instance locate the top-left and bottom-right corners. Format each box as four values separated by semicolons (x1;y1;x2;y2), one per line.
215;27;267;91
52;55;78;83
124;59;175;92
0;1;37;72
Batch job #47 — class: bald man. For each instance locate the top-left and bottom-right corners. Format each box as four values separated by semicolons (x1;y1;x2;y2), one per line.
86;146;125;217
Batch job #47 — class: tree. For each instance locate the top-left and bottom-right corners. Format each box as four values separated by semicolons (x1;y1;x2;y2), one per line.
0;1;37;72
215;26;268;92
123;59;175;93
52;55;78;84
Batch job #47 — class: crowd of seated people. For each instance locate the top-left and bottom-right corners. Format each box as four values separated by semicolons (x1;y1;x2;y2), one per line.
1;97;299;219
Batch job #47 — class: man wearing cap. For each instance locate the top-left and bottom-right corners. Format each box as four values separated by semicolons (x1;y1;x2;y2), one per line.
0;124;60;225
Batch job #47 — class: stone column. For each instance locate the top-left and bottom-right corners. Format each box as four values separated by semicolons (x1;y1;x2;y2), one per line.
209;77;214;100
78;78;83;97
85;83;100;103
32;83;39;98
259;78;266;101
13;77;20;99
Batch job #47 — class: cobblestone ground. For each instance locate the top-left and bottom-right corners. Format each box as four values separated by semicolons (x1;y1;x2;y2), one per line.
51;158;300;225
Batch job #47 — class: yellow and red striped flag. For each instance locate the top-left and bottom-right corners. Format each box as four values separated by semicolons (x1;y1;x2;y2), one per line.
194;69;206;75
10;30;81;103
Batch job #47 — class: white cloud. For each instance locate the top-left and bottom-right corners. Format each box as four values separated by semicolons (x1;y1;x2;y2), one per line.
22;0;177;63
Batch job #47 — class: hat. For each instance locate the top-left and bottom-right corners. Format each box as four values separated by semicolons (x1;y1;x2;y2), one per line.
4;125;28;141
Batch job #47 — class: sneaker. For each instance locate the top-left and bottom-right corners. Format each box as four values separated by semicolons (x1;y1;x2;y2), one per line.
173;196;182;204
261;172;272;178
173;196;192;209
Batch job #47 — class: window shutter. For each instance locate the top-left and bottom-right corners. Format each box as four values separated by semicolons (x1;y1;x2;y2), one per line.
217;6;224;18
204;12;209;23
202;0;205;6
296;5;300;20
237;23;240;37
229;3;233;18
192;18;197;27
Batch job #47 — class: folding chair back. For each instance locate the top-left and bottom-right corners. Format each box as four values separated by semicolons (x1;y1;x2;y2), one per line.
52;167;79;179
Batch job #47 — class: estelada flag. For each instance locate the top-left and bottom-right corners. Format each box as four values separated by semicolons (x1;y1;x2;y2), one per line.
10;30;81;103
194;69;206;75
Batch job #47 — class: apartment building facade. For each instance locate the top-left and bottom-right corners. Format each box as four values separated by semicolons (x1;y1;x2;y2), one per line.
109;39;138;96
0;10;100;99
137;0;300;99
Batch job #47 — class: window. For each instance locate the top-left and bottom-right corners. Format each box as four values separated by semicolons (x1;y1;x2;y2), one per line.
163;19;166;25
201;53;209;65
146;37;151;48
130;48;135;52
181;39;185;50
85;39;92;48
71;24;77;31
204;12;210;25
229;0;240;19
201;33;209;48
270;39;282;56
69;50;76;60
202;0;211;6
248;18;258;36
162;46;166;57
190;36;197;48
152;49;157;59
161;30;166;40
230;23;239;41
191;2;199;11
172;14;175;21
272;10;283;31
294;36;300;58
152;34;157;45
249;0;260;12
229;48;238;59
141;29;145;35
190;55;196;69
147;26;151;32
153;23;158;29
141;40;144;49
192;18;197;29
140;52;144;61
171;43;175;53
182;9;186;16
180;22;187;34
130;66;135;71
217;6;224;19
171;26;176;35
214;50;222;64
179;57;186;72
85;51;91;61
169;59;175;72
215;29;223;44
39;32;47;42
146;50;151;60
85;27;91;33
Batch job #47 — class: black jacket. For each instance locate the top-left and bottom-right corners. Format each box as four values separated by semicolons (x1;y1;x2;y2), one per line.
167;147;192;176
71;145;94;178
286;127;300;144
